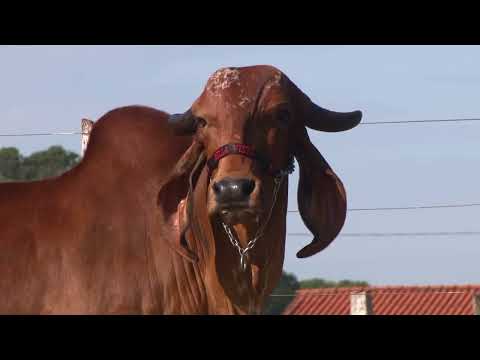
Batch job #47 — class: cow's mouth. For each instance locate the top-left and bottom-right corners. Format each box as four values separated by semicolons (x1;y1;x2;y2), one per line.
216;203;261;225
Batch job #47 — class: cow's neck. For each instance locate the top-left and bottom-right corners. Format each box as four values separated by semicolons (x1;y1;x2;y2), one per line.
186;194;264;314
192;204;281;315
201;222;268;314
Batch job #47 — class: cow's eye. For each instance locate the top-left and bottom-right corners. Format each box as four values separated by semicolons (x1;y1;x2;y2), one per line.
196;117;207;128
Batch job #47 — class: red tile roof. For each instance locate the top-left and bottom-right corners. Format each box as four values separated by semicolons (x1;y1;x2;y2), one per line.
283;285;480;315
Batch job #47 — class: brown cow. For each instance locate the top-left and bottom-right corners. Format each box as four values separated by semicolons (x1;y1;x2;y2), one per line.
0;65;361;314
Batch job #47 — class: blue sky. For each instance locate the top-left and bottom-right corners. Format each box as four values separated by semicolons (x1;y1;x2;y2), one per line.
1;45;479;285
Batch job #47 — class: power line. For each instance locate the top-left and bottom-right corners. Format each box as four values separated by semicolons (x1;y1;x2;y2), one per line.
1;117;480;137
288;231;480;237
0;131;82;137
349;203;480;211
360;118;480;125
287;203;480;213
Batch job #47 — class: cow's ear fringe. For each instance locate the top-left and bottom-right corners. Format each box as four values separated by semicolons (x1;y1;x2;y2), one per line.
182;152;207;247
157;142;205;262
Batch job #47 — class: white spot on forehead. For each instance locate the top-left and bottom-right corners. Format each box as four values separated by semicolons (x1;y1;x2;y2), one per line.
239;96;251;108
206;68;241;95
264;71;282;92
236;84;252;109
204;68;283;110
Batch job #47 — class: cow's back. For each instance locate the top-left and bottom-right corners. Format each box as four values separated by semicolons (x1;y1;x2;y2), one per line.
0;178;76;313
0;106;195;314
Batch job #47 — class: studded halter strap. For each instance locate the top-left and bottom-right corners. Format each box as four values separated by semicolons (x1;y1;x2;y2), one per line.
206;143;293;178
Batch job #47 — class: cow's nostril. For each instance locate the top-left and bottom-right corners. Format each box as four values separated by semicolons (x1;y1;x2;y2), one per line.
212;182;221;195
241;179;255;196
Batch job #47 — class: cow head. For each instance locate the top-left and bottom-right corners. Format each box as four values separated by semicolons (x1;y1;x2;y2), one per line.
167;65;361;263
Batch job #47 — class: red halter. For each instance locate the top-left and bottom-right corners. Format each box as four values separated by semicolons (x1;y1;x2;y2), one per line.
206;143;294;178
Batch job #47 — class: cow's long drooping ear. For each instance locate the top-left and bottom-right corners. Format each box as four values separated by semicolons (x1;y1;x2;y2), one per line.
286;75;361;257
157;140;204;262
294;128;347;258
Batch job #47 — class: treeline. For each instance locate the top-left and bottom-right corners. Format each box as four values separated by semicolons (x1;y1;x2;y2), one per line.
0;146;79;182
0;146;368;315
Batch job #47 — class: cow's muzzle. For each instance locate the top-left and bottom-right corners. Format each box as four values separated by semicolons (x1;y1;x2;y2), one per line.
213;177;259;224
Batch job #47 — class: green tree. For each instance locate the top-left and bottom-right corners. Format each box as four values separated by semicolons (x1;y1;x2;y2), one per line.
299;278;369;289
0;147;23;180
262;271;299;315
0;146;79;182
21;146;79;181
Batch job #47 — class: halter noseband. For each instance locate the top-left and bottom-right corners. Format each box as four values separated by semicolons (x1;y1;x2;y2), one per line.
206;143;294;179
